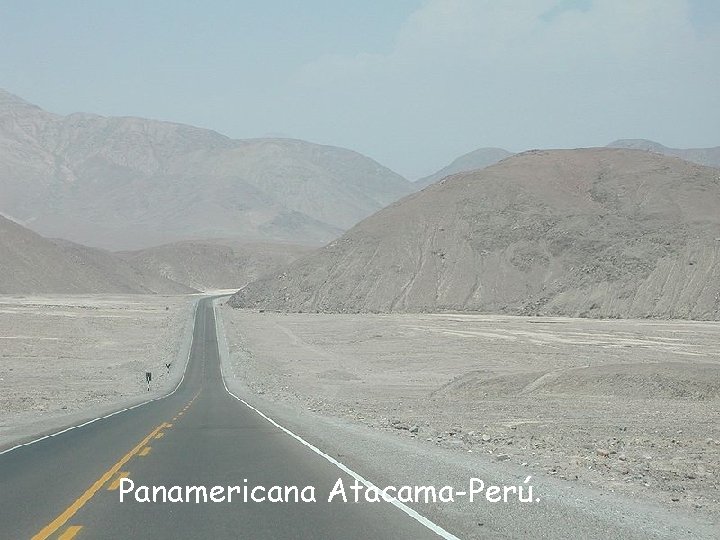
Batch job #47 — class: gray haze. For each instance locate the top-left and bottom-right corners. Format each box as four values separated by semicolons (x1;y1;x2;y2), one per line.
0;1;718;178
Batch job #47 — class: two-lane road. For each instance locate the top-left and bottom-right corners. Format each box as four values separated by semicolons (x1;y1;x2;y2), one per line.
0;298;448;539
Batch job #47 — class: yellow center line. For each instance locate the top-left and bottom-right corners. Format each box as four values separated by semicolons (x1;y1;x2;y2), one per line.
31;422;166;540
57;525;83;540
107;472;130;491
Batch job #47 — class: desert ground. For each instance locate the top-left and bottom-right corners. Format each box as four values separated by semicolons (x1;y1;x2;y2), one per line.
0;294;195;444
217;304;720;518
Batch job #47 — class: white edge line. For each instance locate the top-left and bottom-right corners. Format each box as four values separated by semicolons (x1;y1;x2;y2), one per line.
212;300;461;540
0;299;200;457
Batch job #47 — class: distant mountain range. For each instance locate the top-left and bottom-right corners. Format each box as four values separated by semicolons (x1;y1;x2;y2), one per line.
415;139;719;189
414;147;513;188
4;86;719;304
0;209;315;294
121;239;313;291
232;148;720;320
606;139;720;168
0;89;412;250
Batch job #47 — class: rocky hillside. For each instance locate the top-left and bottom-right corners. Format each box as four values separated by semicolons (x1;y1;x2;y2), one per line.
415;147;513;188
0;89;411;249
231;149;720;320
607;139;720;168
122;239;314;291
0;215;193;294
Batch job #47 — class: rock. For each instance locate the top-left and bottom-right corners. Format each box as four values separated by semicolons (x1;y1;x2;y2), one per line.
409;425;419;433
481;434;491;442
391;420;410;430
596;448;610;457
496;454;510;462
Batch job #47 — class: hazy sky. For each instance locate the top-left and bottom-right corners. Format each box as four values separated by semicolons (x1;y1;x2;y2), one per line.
1;0;718;178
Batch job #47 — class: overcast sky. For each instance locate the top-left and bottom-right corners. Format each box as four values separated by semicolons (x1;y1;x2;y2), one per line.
1;0;718;178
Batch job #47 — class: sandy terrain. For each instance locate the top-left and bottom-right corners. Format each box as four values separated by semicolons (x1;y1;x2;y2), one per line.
217;304;720;519
0;295;195;444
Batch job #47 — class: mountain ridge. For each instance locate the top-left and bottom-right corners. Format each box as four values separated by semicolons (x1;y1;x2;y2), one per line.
231;148;720;320
121;239;314;291
415;147;513;188
0;214;194;294
0;88;412;250
607;139;720;168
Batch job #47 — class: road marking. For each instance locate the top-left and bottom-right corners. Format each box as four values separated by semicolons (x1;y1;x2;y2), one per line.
31;422;167;540
0;300;200;457
213;298;459;539
220;381;460;539
139;446;152;457
57;525;83;539
107;472;130;490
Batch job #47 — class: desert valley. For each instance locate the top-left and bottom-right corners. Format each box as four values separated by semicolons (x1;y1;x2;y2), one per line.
1;83;719;539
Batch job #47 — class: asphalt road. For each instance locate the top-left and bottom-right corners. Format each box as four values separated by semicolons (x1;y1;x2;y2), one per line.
0;298;446;540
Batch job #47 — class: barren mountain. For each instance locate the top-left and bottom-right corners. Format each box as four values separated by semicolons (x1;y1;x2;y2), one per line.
415;147;513;188
608;139;720;168
0;214;193;294
231;148;720;320
0;89;411;249
122;239;314;291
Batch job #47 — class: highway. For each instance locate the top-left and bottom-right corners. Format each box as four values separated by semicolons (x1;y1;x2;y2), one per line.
0;298;447;539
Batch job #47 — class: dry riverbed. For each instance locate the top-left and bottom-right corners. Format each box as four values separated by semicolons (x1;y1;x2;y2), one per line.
0;295;194;443
217;304;720;519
